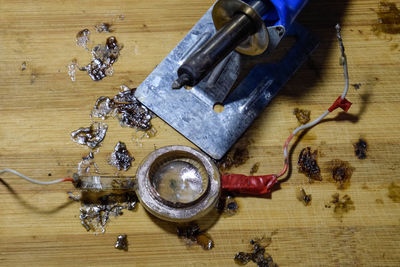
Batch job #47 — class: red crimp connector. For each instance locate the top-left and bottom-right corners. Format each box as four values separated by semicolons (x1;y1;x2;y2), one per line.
328;96;352;112
221;174;278;195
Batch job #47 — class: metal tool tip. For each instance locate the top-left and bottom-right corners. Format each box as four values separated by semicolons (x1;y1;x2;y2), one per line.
172;74;190;89
171;79;182;89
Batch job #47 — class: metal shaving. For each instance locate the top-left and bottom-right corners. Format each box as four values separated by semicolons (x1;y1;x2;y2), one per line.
79;191;138;233
77;152;100;175
81;36;121;81
21;61;27;71
95;23;113;33
67;59;79;82
109;141;134;171
91;96;115;119
115;234;128;251
76;29;91;48
67;191;81;202
91;85;154;131
354;139;367;159
234;237;277;267
296;188;312;206
80;204;123;233
114;87;153;130
71;122;108;149
297;147;322;182
217;195;239;216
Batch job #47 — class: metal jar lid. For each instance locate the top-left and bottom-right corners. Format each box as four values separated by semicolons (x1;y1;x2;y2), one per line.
136;145;221;222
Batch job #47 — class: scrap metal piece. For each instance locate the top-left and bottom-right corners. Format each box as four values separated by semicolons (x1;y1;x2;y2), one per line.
67;59;79;82
77;152;100;175
79;192;138;232
115;234;128;251
21;61;27;71
297;147;321;182
177;223;214;250
234;237;277;267
91;87;154;131
109;141;134;171
95;23;113;33
114;88;153;131
76;29;91;48
71;122;108;149
354;139;367;159
79;204;123;232
329;159;354;190
81;36;122;81
217;194;239;216
296;188;312;206
92;96;115;119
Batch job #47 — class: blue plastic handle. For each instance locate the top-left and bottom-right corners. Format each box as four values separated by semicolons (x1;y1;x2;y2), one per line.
244;0;309;30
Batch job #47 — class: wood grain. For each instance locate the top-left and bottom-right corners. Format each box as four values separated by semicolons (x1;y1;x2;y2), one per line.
1;0;399;266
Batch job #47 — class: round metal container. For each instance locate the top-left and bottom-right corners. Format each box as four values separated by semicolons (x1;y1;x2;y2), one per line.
136;146;221;222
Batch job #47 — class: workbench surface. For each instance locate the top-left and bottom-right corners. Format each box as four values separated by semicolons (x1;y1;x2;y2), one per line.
1;0;399;266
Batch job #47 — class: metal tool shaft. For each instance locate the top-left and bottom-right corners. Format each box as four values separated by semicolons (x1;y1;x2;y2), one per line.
172;13;255;89
172;1;269;89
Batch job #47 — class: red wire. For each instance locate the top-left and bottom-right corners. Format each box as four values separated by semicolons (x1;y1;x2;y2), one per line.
276;133;294;179
62;177;74;182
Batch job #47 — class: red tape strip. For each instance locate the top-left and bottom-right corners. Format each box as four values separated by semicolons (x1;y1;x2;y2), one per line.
221;174;278;195
328;96;352;112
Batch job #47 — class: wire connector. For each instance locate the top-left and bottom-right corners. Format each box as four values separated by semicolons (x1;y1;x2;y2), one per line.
328;96;352;112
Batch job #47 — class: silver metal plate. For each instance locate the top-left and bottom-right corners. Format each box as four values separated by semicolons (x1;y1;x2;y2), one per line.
135;7;318;159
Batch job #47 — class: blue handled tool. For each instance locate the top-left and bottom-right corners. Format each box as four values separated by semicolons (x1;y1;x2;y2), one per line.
135;0;318;159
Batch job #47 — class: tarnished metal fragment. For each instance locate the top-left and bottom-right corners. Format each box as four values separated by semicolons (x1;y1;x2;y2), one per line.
76;29;91;48
328;159;354;190
177;223;214;250
114;88;153;131
91;86;154;131
296;188;312;206
297;147;321;182
115;234;128;251
81;36;122;81
234;237;277;267
217;194;239;216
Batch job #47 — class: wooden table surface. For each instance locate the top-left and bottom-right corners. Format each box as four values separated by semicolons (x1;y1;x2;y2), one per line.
1;0;400;266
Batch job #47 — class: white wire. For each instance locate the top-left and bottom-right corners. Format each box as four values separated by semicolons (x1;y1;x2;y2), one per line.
291;24;349;138
335;24;349;99
0;168;66;185
292;110;330;136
